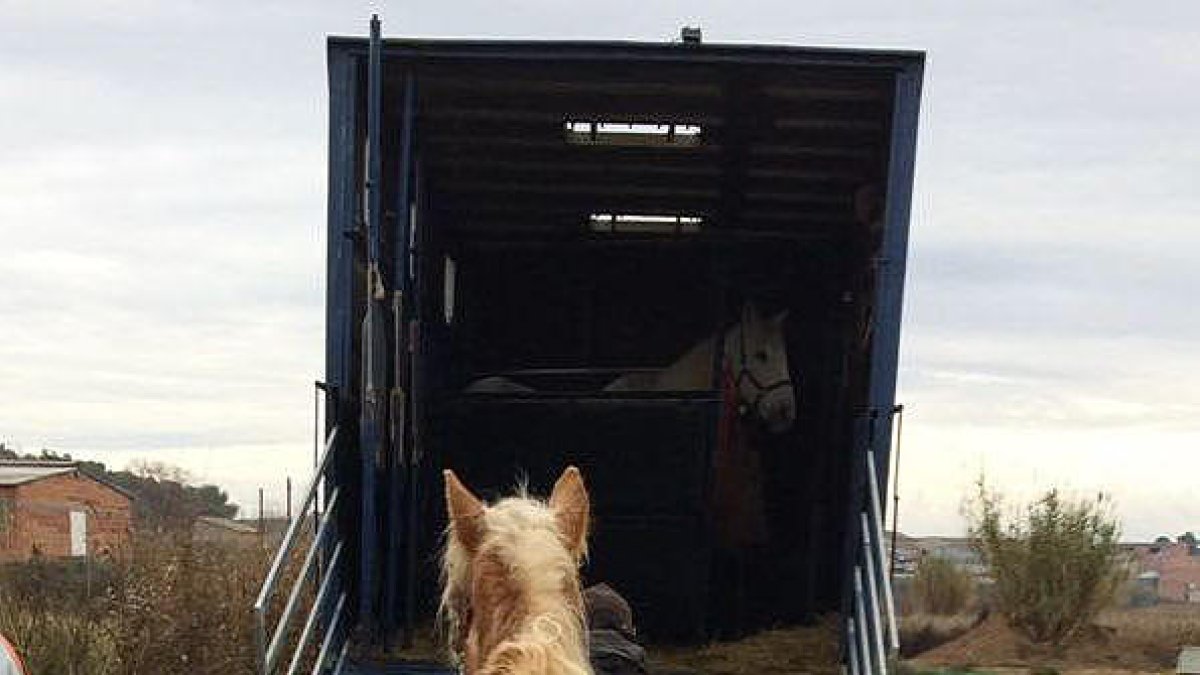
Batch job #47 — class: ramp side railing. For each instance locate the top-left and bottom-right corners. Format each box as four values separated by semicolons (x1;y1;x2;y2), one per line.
253;426;352;675
846;449;900;675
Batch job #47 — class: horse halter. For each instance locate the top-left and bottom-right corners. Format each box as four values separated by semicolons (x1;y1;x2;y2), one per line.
730;318;793;419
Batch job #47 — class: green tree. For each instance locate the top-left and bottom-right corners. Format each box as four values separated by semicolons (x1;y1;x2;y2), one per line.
968;478;1123;645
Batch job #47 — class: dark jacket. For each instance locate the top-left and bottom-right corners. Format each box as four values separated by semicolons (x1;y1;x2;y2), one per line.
584;584;648;675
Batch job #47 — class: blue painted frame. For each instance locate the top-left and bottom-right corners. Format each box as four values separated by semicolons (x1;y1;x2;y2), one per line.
840;59;925;662
868;63;923;495
324;32;360;623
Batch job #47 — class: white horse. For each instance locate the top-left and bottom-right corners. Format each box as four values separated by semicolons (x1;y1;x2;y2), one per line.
464;302;796;434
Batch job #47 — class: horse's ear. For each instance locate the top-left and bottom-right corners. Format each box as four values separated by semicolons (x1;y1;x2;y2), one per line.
444;469;485;553
549;466;590;560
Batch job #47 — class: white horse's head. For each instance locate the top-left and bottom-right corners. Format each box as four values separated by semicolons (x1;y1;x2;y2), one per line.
729;303;795;434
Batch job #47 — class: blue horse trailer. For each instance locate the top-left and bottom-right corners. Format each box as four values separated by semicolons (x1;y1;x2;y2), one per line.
254;16;923;675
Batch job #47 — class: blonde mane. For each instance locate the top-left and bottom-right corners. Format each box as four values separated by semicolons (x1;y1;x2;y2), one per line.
439;471;592;675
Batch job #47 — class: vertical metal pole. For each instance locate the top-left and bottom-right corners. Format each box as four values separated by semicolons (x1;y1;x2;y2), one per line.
358;12;386;635
854;566;873;675
846;618;861;675
259;488;265;549
867;451;899;655
386;72;417;648
861;512;887;668
889;405;904;583
314;383;323;583
403;153;424;647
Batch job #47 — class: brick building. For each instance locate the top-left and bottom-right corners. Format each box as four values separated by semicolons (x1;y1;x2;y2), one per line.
1133;540;1200;603
0;461;133;561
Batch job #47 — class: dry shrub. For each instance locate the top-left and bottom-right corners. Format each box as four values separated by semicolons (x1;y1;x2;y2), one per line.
103;533;273;675
968;480;1124;646
0;557;114;674
0;533;313;675
912;556;973;615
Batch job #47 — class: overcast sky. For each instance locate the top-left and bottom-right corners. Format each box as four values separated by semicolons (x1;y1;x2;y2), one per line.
2;1;1197;540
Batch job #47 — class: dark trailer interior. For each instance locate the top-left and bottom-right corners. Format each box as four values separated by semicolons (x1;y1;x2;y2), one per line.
290;19;923;675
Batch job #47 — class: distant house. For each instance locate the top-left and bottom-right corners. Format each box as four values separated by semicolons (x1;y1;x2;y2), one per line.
1135;541;1200;603
192;515;305;550
0;460;133;561
192;515;260;549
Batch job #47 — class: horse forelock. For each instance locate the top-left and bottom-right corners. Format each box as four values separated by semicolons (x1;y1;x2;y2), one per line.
439;492;590;675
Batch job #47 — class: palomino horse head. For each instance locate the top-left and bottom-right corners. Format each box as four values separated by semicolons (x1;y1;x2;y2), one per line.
440;467;592;675
729;303;795;434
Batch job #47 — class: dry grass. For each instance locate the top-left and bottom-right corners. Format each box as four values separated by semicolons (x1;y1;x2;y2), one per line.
0;533;315;675
1094;604;1200;668
646;617;843;675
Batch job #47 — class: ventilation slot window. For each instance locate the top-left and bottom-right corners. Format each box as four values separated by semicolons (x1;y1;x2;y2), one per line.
589;213;703;235
565;121;703;147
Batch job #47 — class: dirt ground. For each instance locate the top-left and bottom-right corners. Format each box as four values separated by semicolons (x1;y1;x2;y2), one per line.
646;619;842;675
907;604;1200;674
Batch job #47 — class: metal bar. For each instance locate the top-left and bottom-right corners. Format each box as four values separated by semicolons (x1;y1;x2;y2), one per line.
889;405;904;584
265;490;343;674
384;70;418;646
867;451;899;653
286;542;346;675
314;384;322;556
846;618;861;675
255;429;340;617
365;14;385;267
312;592;349;675
840;411;873;655
331;640;351;675
255;598;268;674
854;565;873;675
404;152;429;644
358;11;386;634
254;425;340;653
861;512;887;667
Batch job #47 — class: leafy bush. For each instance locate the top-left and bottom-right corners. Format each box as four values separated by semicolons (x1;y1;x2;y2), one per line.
968;480;1123;645
912;555;973;616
